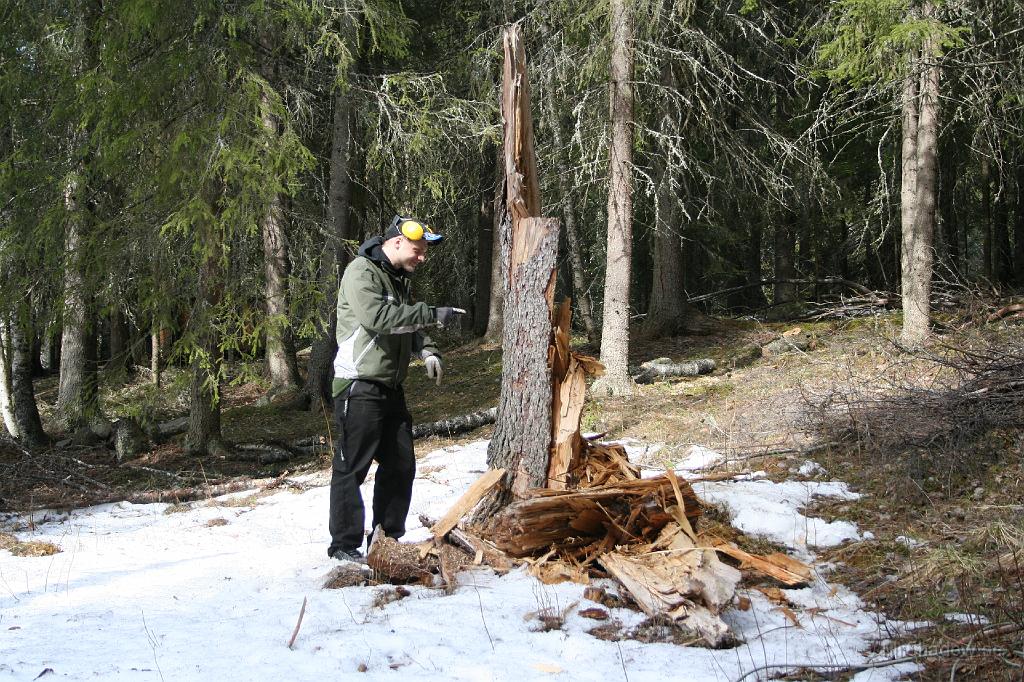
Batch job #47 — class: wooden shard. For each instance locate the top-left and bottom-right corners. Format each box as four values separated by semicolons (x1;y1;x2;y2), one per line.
548;299;604;491
600;530;741;647
430;468;506;539
702;535;812;586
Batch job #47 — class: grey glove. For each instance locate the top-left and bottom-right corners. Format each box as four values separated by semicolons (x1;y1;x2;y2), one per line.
424;354;443;385
433;306;467;328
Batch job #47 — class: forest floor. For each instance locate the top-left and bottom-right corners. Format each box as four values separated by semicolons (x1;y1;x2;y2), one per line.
1;311;1022;680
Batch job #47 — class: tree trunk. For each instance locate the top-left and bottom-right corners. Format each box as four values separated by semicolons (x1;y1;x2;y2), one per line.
900;26;939;348
773;211;798;305
185;224;225;456
56;0;102;430
259;53;300;391
9;312;46;448
480;218;560;512
108;303;130;374
993;162;1012;284
304;85;355;410
981;156;992;280
1014;158;1024;285
40;329;59;374
0;321;19;437
482;166;507;344
473;26;560;520
938;134;959;275
643;148;712;337
541;66;597;345
594;0;635;397
474;143;497;337
261;188;300;390
56;193;99;430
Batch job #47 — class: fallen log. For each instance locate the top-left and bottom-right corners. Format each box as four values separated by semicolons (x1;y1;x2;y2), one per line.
987;303;1024;323
232;443;294;464
412;408;498;440
632;358;715;384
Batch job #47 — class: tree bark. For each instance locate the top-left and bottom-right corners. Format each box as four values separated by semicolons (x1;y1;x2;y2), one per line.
900;22;939;348
594;0;635;397
481;217;560;509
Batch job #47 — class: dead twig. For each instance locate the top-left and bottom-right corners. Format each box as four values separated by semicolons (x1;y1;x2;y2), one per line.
287;596;307;649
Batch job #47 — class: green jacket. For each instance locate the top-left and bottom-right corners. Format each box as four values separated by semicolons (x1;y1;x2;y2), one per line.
332;237;440;394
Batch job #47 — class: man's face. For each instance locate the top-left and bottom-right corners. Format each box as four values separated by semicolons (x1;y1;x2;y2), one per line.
389;236;429;272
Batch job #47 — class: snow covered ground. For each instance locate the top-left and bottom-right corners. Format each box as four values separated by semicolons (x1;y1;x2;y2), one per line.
1;440;919;681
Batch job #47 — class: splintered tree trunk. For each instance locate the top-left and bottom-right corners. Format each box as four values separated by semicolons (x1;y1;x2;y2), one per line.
594;0;635;397
480;217;560;513
472;26;561;522
900;23;939;348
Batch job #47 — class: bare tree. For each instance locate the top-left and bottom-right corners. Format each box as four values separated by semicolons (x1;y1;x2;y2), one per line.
899;1;940;347
593;0;636;397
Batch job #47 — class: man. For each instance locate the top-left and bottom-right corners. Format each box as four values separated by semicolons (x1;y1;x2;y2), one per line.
328;214;463;562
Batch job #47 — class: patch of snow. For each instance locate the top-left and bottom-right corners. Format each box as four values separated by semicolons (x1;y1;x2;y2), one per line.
673;444;725;472
1;439;896;681
606;438;664;463
694;478;861;550
798;460;825;476
895;535;921;547
863;531;875;540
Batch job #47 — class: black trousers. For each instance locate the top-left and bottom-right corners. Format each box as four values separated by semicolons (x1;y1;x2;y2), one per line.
328;380;416;556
